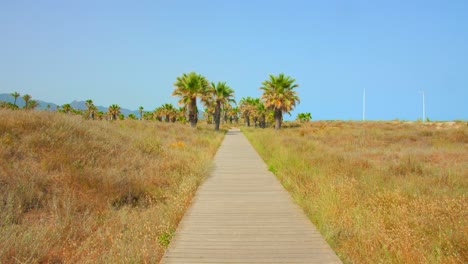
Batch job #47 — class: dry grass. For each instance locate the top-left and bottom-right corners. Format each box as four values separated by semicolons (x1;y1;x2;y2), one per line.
243;121;467;264
0;109;224;263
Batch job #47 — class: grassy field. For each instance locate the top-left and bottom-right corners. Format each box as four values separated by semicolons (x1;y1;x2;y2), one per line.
0;109;224;263
243;121;467;264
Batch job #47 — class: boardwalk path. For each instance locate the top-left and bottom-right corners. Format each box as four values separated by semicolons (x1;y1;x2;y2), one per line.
161;129;341;263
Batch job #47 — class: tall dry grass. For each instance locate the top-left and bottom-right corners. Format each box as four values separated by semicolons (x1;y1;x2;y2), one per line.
243;121;467;264
0;109;224;263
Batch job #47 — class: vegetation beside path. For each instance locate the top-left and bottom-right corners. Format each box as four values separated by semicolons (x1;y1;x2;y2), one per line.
0;109;224;263
243;121;467;263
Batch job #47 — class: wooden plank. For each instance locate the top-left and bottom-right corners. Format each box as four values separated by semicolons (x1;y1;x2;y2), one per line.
160;129;341;263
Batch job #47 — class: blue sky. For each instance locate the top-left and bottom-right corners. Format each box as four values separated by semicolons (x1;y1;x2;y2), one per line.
1;0;467;120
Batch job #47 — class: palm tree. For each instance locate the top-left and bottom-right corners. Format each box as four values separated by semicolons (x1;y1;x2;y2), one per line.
85;99;95;120
209;82;235;130
96;111;104;120
153;107;164;122
127;113;137;120
239;96;256;127
176;106;187;123
203;106;214;124
223;103;233;124
143;111;153;120
22;94;31;109
202;98;216;125
250;98;262;127
161;103;176;122
28;100;39;110
10;92;20;108
172;72;210;128
254;99;268;128
72;108;83;115
138;106;144;120
108;104;121;120
231;106;240;124
260;73;300;130
297;112;312;122
90;105;97;119
62;103;72;114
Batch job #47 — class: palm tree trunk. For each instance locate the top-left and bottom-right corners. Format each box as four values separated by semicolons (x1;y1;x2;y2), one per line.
189;98;197;128
165;115;170;122
261;114;266;128
215;101;221;131
274;109;282;130
246;115;250;127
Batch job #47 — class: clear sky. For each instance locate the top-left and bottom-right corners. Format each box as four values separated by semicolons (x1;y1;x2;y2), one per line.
1;0;467;120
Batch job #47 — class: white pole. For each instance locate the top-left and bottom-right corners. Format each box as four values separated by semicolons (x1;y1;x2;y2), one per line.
419;90;426;122
363;89;366;121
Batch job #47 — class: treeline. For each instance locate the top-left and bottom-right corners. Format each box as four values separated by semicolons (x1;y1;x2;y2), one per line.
1;72;310;129
171;72;302;130
0;92;40;110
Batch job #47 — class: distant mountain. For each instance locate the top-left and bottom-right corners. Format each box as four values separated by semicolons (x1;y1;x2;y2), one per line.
0;94;139;116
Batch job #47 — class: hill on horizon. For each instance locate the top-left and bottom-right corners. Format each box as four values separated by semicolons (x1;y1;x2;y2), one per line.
0;93;138;116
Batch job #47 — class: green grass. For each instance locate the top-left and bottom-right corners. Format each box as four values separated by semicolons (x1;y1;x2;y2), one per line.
243;121;467;264
0;109;224;263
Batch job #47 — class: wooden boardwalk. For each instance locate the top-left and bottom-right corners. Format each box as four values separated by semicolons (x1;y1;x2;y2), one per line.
161;129;341;263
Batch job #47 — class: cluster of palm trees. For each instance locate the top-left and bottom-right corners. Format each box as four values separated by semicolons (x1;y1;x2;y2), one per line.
296;112;312;122
81;100;185;122
149;103;183;122
239;74;301;130
172;72;300;130
238;97;266;128
2;72;300;130
203;104;240;126
0;92;40;110
69;101;122;121
50;100;182;122
172;72;237;130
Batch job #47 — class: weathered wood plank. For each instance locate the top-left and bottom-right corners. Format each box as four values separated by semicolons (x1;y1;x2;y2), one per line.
160;129;341;263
